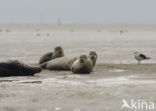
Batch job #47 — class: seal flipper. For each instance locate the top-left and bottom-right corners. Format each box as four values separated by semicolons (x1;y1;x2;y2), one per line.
39;52;53;64
21;64;42;76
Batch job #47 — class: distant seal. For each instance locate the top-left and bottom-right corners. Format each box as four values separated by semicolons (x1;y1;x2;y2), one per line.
71;55;93;74
0;60;42;77
39;46;64;64
40;57;77;70
88;51;97;67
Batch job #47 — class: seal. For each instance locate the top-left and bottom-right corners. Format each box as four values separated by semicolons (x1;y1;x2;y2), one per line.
71;55;93;74
89;51;97;67
52;46;64;59
40;57;77;70
0;60;42;77
39;46;64;64
39;52;53;64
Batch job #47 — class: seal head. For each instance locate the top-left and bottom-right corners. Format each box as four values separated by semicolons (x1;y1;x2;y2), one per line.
71;55;93;74
52;46;64;59
89;51;97;67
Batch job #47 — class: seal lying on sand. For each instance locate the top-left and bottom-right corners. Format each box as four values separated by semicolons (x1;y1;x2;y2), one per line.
41;57;77;70
39;46;64;64
89;51;97;67
0;60;42;77
40;51;97;74
71;55;93;74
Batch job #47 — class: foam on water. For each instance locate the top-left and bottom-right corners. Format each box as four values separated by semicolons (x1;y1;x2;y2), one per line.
42;78;85;86
109;69;125;72
1;75;155;87
42;76;156;86
89;77;156;86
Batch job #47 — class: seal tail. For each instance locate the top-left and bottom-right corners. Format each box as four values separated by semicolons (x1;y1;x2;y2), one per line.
146;57;151;59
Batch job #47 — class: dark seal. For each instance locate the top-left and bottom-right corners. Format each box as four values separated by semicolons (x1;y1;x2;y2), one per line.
39;46;64;64
0;60;42;77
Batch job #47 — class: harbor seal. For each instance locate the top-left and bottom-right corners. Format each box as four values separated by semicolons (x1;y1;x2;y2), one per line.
40;51;97;73
89;51;97;67
40;57;77;70
0;60;42;77
71;55;93;74
39;46;64;64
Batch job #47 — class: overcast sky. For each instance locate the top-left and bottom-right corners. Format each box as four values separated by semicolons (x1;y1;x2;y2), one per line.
0;0;155;24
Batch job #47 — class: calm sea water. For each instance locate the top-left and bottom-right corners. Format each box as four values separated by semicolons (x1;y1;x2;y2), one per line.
0;25;155;64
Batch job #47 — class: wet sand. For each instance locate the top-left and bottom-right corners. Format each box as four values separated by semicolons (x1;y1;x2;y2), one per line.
0;63;156;111
0;24;156;111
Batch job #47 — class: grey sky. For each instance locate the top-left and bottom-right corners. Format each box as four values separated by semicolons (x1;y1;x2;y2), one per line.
0;0;156;24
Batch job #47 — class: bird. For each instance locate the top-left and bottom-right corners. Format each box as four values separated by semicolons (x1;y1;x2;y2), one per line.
133;51;151;65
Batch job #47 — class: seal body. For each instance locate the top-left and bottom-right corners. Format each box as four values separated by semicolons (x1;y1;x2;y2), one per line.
39;46;64;64
0;60;42;77
41;57;77;70
71;55;93;74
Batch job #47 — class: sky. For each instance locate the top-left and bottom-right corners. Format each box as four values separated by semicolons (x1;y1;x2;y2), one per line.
0;0;156;24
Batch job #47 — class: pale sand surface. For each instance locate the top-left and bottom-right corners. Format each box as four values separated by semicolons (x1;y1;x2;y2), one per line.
0;24;156;111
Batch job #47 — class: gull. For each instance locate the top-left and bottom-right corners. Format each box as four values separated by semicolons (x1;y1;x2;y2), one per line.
133;51;151;65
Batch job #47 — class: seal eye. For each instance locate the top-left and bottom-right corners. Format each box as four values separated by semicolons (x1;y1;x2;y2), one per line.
80;55;87;58
89;51;97;57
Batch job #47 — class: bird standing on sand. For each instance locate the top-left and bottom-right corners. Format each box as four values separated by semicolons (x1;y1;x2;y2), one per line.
133;51;151;65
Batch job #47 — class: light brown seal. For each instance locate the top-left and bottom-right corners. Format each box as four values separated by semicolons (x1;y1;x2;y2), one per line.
40;51;97;74
39;46;64;64
40;57;77;70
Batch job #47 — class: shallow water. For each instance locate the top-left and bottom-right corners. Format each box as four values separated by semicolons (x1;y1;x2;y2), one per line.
0;24;155;64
